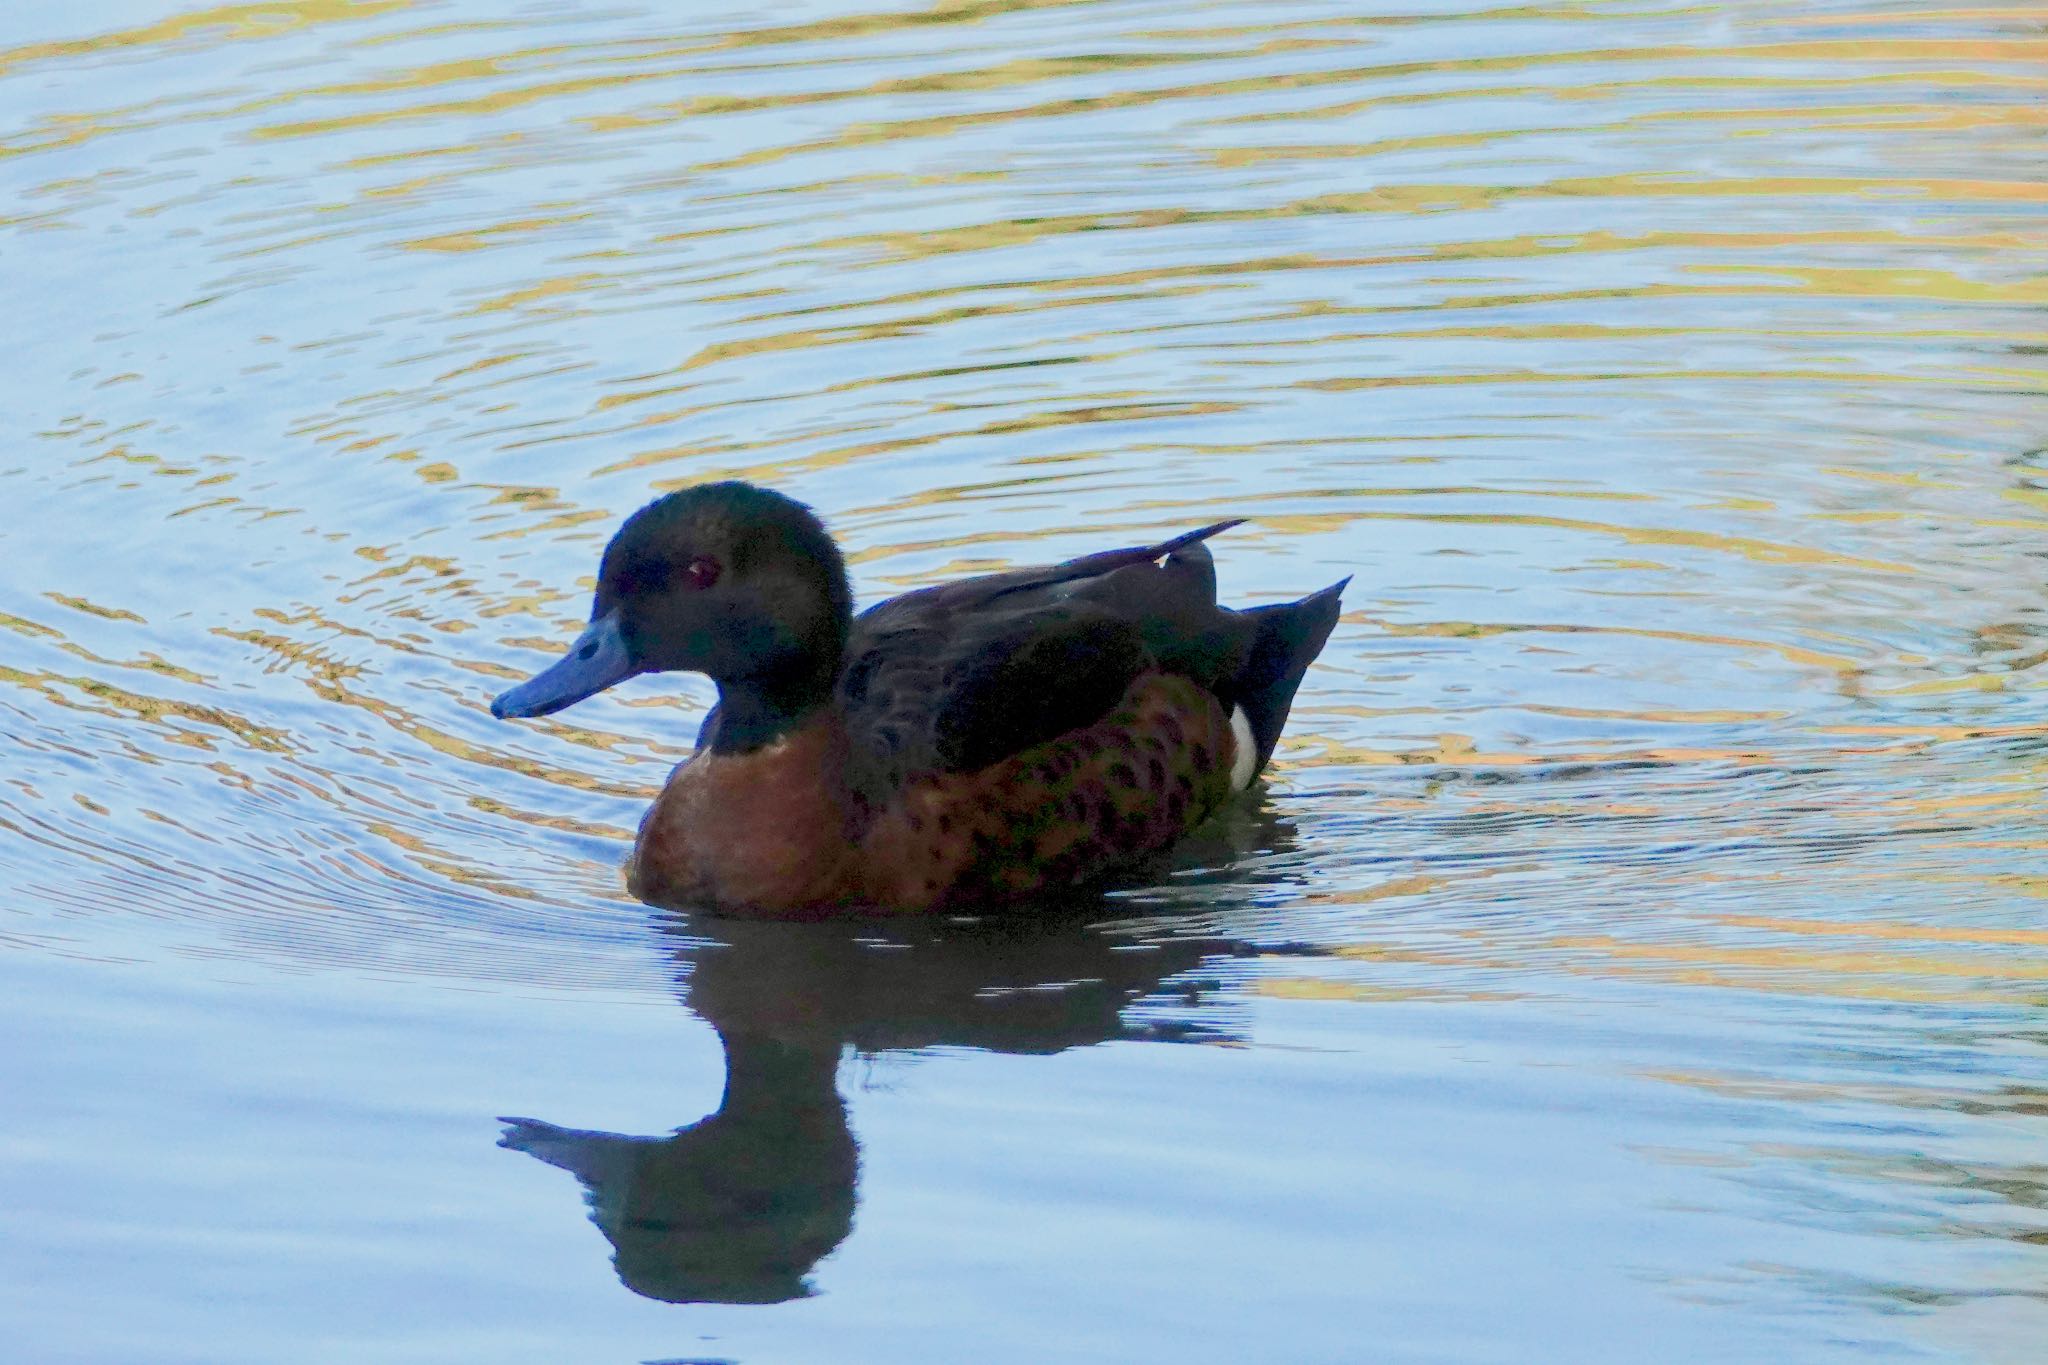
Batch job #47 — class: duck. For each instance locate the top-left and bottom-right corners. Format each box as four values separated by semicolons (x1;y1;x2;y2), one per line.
491;481;1345;918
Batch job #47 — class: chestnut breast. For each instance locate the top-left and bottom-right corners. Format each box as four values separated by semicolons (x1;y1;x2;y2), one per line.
627;715;862;916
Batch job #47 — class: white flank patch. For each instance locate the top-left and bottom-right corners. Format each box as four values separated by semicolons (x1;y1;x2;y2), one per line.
1228;704;1258;791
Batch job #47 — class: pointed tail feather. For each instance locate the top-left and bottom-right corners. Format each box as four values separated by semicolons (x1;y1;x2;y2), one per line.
985;518;1246;601
1151;518;1247;559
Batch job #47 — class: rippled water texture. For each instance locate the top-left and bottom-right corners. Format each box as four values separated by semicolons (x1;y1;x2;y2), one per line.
4;2;2047;1361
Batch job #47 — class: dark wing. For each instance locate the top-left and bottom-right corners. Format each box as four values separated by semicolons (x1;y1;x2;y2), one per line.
839;523;1258;792
852;519;1242;633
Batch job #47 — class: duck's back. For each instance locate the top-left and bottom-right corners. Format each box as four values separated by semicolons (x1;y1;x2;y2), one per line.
831;526;1342;907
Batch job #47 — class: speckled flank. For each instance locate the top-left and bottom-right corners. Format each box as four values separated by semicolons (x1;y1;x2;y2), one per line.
861;672;1236;910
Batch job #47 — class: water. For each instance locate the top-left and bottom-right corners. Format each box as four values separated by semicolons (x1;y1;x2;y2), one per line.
3;0;2045;1360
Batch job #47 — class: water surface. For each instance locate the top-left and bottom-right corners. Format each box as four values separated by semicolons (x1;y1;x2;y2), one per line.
4;1;2046;1361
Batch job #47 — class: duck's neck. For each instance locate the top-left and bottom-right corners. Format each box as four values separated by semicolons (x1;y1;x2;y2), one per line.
708;667;837;754
702;556;853;755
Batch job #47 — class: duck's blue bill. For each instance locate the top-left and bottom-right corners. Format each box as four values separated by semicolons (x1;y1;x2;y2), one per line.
491;611;637;719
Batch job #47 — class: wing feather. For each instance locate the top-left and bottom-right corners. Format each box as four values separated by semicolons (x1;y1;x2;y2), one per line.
838;522;1253;793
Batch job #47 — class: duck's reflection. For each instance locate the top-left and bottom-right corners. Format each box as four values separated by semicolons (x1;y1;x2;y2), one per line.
500;906;1258;1304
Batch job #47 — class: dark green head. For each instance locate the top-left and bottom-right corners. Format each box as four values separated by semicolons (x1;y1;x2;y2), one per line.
492;482;853;746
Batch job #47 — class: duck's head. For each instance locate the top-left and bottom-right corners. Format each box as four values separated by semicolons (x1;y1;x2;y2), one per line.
491;483;852;741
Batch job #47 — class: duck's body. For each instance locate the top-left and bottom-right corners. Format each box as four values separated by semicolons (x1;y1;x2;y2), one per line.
629;670;1235;915
492;482;1344;918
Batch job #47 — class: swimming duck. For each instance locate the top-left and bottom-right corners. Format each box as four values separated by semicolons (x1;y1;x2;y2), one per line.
491;482;1344;918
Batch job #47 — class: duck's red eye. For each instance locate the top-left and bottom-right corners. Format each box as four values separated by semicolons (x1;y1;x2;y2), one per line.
684;555;721;590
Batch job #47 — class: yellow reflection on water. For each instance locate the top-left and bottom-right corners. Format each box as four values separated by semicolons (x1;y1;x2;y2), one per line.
0;0;414;78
